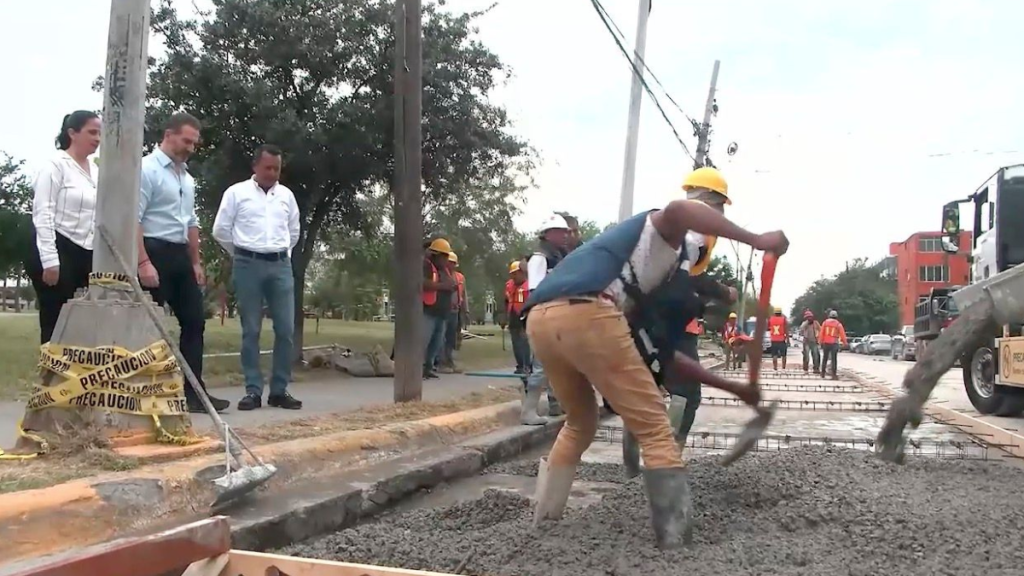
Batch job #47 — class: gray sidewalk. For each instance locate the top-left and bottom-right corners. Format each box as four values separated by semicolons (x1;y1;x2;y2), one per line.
0;372;516;449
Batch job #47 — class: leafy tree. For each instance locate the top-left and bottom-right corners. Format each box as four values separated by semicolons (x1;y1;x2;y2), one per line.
0;153;34;310
790;258;898;336
144;0;533;354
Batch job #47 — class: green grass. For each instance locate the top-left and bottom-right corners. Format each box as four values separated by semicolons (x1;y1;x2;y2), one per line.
0;314;511;400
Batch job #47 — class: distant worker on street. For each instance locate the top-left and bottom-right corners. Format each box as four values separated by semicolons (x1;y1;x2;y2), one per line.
213;144;302;411
524;188;788;549
768;307;789;371
438;252;467;374
422;238;457;379
504;260;531;375
799;309;821;373
818;310;848;380
521;214;572;424
722;312;741;369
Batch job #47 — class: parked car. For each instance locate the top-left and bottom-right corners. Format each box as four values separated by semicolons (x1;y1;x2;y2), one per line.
891;325;916;361
845;337;863;353
862;334;892;356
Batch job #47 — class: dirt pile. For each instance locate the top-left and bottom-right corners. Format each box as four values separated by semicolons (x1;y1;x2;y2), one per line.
284;447;1024;576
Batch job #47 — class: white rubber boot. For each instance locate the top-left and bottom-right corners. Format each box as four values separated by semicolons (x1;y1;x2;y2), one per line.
667;395;687;439
533;456;576;525
520;386;549;425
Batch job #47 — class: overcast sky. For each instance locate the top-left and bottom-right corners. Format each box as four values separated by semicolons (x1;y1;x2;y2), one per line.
2;1;1022;310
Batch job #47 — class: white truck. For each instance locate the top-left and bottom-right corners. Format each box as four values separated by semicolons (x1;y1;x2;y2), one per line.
941;164;1024;416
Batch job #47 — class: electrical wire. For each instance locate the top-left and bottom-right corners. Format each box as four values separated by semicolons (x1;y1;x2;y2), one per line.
592;0;698;128
588;0;696;162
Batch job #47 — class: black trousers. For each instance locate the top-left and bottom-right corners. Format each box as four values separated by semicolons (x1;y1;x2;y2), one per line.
25;231;92;345
821;343;839;377
143;238;207;401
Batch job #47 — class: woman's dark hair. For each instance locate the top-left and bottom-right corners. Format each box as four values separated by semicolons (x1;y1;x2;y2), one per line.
55;110;100;151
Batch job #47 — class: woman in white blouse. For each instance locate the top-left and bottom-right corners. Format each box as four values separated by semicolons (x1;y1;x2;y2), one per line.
24;111;101;344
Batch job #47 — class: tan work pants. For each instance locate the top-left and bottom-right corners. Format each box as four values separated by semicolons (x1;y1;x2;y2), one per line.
526;299;683;469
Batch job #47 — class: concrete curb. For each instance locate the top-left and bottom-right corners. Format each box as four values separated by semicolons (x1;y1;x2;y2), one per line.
0;400;523;523
229;418;565;551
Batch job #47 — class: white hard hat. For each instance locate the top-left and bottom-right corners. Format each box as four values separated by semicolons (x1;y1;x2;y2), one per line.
539;214;570;233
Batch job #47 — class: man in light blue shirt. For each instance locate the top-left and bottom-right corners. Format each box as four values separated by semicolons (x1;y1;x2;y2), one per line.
137;112;229;413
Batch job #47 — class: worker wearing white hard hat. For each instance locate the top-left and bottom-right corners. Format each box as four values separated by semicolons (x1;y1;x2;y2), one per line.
520;213;572;425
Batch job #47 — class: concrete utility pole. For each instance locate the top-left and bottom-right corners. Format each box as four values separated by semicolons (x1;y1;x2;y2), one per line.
693;60;721;170
616;0;652;223
93;0;149;273
392;0;425;402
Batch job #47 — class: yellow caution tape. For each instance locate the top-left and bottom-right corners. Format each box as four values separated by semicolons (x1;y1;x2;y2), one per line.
88;272;134;289
2;337;203;460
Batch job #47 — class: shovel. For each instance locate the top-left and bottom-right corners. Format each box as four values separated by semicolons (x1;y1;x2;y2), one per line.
98;226;277;507
720;252;780;466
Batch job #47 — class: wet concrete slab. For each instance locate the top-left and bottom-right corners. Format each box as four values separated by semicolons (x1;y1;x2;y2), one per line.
391;473;620;512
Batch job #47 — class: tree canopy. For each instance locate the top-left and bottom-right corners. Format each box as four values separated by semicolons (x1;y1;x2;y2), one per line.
790;258;898;336
144;0;534;350
0;153;33;280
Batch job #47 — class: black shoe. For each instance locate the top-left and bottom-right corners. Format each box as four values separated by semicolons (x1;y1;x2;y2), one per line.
514;367;524;375
424;370;439;379
238;393;262;411
268;392;303;410
186;395;230;414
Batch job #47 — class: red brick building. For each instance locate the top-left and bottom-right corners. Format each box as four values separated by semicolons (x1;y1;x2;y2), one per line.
889;231;973;326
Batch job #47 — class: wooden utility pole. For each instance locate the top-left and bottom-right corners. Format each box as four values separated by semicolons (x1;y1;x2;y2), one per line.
93;0;149;273
616;0;652;223
392;0;424;402
693;60;720;169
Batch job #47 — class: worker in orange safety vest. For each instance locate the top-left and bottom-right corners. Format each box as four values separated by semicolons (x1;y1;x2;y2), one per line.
768;307;789;371
722;312;741;369
439;251;468;373
818;309;849;380
504;260;531;374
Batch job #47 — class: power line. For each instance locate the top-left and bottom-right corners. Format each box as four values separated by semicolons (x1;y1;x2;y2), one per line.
591;0;697;128
588;0;696;162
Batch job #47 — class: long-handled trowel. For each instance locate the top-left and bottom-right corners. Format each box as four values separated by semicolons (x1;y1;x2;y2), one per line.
99;226;277;507
720;252;781;466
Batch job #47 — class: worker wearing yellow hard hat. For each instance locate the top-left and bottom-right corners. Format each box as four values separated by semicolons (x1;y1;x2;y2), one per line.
622;166;740;481
438;251;468;374
505;258;532;375
522;159;788;548
723;312;741;370
422;238;458;379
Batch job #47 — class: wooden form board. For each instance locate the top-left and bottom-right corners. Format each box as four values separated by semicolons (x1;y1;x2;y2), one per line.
4;517;460;576
221;550;462;576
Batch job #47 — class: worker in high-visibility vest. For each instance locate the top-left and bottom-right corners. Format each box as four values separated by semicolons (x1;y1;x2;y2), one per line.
504;260;531;374
722;312;740;369
439;252;468;373
818;309;848;380
768;307;789;371
422;238;457;379
621;167;739;479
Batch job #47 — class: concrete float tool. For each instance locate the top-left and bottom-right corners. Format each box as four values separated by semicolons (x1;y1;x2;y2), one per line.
719;251;780;467
99;225;277;507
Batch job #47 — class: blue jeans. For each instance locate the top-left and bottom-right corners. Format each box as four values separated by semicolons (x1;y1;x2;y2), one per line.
526;354;547;392
423;312;447;372
233;255;295;396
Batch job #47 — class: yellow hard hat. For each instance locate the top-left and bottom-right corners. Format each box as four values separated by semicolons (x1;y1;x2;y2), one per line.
774;306;782;313
682;167;730;204
428;238;452;254
448;252;459;264
728;312;737;319
509;261;521;273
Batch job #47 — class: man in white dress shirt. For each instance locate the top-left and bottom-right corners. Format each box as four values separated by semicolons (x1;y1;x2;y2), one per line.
212;145;302;411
